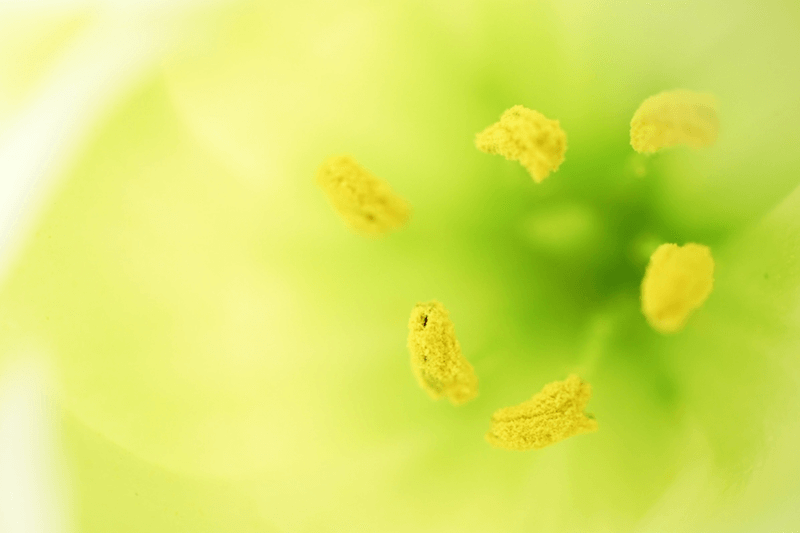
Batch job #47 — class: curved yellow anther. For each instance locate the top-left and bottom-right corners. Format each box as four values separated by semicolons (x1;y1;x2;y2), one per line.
316;155;410;236
630;90;719;154
641;243;715;334
486;374;597;451
407;301;478;405
475;105;567;183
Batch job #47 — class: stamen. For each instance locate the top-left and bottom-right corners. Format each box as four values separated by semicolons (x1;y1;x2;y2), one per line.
316;155;410;236
486;374;597;450
475;105;567;183
630;90;719;154
407;301;478;405
641;243;714;334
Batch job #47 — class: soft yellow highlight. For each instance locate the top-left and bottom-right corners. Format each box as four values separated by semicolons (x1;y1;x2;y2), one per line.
486;374;597;451
0;13;91;125
316;155;410;236
641;243;715;334
407;301;478;405
475;105;567;183
630;90;719;154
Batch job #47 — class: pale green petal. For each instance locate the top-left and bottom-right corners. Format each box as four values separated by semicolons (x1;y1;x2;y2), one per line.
554;1;800;237
62;412;273;532
632;184;800;531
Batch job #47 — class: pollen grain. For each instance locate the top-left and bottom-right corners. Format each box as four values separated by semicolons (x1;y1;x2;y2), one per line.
475;105;567;183
316;155;410;236
486;374;597;451
630;90;719;154
407;301;478;405
641;243;715;334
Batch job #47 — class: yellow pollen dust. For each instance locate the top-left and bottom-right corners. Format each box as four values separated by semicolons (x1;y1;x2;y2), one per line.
475;105;567;183
407;301;478;405
486;374;597;451
630;90;719;154
641;243;715;334
316;155;410;236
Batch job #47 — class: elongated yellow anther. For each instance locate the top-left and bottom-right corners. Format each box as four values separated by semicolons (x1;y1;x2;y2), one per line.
407;301;478;405
630;90;719;154
316;155;410;236
641;243;714;334
475;105;567;183
486;374;597;451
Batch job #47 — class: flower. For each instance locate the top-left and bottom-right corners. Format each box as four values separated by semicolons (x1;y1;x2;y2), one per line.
1;0;800;531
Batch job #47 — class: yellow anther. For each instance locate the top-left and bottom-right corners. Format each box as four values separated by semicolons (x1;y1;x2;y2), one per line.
475;105;567;183
641;243;715;334
486;374;597;451
407;301;478;405
316;155;410;236
630;90;719;154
